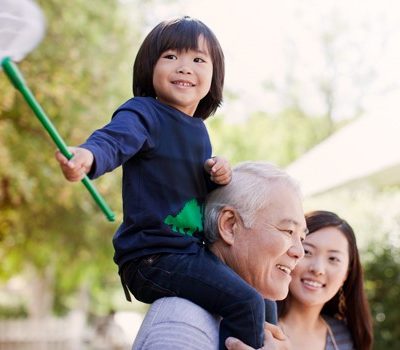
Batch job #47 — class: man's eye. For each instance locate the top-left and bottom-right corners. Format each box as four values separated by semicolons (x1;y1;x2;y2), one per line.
277;227;293;236
304;249;312;256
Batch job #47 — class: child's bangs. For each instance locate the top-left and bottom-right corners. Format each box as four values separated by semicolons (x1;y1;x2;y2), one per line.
158;21;211;54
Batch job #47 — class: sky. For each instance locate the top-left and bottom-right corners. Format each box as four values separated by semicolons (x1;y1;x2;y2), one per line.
124;0;400;121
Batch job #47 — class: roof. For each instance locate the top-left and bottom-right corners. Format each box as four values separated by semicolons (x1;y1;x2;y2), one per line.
286;113;400;197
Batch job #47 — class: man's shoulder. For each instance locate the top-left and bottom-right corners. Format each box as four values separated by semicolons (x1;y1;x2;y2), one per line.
148;297;220;326
133;297;220;349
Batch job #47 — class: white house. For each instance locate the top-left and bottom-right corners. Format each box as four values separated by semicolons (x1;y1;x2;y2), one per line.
286;113;400;197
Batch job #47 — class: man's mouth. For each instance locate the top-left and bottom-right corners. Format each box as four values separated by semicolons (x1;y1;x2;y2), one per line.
276;264;292;275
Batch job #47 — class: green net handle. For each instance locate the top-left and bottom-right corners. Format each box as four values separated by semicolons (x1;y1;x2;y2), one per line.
1;57;115;222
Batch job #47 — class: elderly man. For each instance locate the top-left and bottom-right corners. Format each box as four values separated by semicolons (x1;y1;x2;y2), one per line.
132;162;307;349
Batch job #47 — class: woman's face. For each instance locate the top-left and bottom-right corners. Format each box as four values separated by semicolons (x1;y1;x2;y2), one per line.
289;227;350;308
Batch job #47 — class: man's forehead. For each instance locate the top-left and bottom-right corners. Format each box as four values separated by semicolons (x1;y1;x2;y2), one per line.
278;218;300;226
261;182;306;227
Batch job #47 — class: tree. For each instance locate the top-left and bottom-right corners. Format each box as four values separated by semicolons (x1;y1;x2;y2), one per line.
207;107;333;167
0;0;142;317
364;242;400;349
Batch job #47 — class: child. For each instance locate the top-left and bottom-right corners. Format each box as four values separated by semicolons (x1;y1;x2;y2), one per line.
56;16;268;349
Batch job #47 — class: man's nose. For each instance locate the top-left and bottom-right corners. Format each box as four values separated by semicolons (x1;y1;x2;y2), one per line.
288;238;305;261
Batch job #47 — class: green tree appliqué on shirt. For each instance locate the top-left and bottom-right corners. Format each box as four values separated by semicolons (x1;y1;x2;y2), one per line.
163;199;203;236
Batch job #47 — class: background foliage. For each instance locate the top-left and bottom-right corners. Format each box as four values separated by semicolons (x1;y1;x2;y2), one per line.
0;0;138;316
364;242;400;349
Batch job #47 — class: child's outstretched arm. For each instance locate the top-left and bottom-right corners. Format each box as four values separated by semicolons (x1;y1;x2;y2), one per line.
55;147;94;182
204;156;232;185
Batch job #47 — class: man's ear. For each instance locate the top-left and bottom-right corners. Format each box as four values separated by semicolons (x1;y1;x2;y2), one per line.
217;207;239;246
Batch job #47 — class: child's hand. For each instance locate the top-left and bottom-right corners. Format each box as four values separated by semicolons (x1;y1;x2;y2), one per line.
55;147;94;182
204;156;232;185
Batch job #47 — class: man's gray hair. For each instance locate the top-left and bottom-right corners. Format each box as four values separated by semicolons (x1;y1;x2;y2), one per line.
204;161;301;244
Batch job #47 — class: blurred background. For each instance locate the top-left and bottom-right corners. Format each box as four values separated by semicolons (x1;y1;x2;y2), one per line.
0;0;399;349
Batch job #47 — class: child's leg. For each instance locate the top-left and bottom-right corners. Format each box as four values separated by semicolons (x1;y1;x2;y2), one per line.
264;299;278;324
123;248;265;349
216;288;265;350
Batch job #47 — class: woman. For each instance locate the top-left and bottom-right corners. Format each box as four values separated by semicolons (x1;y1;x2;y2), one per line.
278;210;373;350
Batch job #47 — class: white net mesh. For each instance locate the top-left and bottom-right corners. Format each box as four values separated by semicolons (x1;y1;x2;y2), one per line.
0;0;46;62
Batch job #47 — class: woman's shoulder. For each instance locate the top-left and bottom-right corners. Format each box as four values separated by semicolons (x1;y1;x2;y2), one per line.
323;315;355;350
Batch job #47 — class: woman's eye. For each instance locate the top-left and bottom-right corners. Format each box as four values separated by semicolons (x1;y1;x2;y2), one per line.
329;256;340;263
304;249;312;256
194;57;205;63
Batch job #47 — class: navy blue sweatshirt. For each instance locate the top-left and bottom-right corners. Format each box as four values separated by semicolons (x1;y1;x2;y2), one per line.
81;97;215;270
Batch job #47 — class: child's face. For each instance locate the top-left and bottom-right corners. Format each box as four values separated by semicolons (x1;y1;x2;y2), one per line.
152;35;213;116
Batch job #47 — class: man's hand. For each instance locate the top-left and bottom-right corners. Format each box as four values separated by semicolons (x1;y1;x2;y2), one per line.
204;156;232;185
55;147;94;182
225;322;291;350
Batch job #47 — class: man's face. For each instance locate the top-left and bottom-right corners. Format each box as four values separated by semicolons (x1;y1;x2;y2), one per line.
228;182;307;300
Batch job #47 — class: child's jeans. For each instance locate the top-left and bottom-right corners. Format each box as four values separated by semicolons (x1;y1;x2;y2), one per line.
122;248;276;350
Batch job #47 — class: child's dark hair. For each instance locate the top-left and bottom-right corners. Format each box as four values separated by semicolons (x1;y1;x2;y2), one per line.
133;16;225;120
